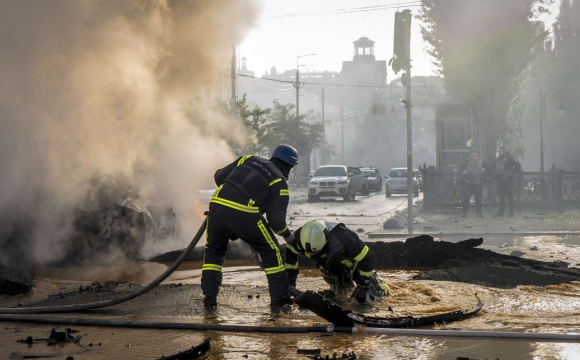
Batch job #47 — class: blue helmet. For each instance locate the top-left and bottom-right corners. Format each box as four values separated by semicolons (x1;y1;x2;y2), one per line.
271;144;299;166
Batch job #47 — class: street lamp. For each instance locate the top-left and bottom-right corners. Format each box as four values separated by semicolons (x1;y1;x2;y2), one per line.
295;54;317;119
540;88;565;173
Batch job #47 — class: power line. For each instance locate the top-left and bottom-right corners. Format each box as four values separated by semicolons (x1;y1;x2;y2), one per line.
238;73;391;89
267;2;422;19
238;73;447;90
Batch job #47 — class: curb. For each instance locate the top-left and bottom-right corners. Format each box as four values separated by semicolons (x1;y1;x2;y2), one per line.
367;231;580;239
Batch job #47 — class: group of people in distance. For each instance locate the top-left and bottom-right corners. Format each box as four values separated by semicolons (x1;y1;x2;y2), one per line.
461;146;521;218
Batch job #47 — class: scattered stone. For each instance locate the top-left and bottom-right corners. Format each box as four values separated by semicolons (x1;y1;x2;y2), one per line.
247;294;253;299
500;243;509;248
0;262;34;295
530;246;539;251
464;224;472;229
453;219;458;223
456;238;483;248
297;348;322;355
356;228;364;233
423;225;439;232
393;214;408;225
405;234;434;246
510;250;525;257
383;218;405;230
509;227;517;232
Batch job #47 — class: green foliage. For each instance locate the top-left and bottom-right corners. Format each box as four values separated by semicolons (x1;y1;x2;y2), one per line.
263;100;323;156
214;96;323;158
419;0;550;161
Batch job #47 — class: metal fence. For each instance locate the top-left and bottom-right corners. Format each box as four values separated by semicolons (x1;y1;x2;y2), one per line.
422;168;580;209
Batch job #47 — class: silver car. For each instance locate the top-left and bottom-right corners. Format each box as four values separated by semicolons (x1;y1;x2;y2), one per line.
361;167;383;192
385;168;419;197
308;165;368;202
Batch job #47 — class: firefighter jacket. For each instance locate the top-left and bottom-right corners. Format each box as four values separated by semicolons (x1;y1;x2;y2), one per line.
285;222;374;286
209;155;291;238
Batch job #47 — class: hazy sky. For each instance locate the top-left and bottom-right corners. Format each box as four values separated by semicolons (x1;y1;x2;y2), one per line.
240;0;561;79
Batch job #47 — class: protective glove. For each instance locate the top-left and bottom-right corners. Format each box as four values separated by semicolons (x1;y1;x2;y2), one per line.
352;285;369;304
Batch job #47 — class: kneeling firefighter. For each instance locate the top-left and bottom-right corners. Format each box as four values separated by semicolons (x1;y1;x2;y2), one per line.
202;145;298;312
285;220;385;304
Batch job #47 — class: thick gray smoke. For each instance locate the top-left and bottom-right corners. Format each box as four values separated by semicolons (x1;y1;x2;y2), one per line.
0;0;255;265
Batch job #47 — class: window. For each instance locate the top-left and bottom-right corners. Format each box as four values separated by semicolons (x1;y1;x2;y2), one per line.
314;167;347;177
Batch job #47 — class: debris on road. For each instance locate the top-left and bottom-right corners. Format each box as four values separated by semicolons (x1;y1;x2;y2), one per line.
297;348;322;355
383;218;405;229
310;351;357;360
0;263;34;295
157;337;211;360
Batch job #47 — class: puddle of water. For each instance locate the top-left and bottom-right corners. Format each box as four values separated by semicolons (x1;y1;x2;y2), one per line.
2;324;580;359
3;236;580;359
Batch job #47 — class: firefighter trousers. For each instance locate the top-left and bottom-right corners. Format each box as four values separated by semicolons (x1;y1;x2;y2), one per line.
201;209;289;304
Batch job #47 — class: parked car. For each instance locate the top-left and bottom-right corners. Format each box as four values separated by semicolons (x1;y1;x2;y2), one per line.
308;165;368;202
385;168;419;197
360;166;383;191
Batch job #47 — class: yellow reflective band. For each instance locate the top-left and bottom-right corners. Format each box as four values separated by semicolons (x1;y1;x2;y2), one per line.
280;189;290;196
258;220;283;267
358;269;373;277
210;197;260;213
321;253;327;258
264;265;285;275
202;264;223;272
212;184;224;198
354;245;369;262
274;226;288;235
269;178;282;186
341;259;354;268
285;263;299;270
304;252;311;258
237;155;252;166
286;244;299;255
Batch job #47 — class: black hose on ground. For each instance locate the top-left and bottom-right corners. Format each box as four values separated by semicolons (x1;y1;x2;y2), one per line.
0;217;208;314
0;314;343;334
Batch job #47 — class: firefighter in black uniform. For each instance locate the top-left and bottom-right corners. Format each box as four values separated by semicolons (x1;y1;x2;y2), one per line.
285;220;384;304
202;145;298;312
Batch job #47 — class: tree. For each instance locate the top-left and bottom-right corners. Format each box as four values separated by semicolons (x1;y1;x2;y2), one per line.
419;0;550;161
534;0;580;169
263;100;323;157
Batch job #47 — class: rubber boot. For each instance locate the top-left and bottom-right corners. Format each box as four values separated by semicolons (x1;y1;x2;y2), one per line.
203;295;217;315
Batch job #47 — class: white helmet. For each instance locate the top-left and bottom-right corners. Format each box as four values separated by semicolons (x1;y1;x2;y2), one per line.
300;220;328;254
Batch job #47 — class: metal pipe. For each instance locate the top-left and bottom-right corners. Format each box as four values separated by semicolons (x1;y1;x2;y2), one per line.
1;314;578;342
353;327;580;342
0;217;208;314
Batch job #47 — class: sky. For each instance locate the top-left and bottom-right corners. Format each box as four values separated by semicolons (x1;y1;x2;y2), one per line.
240;0;561;80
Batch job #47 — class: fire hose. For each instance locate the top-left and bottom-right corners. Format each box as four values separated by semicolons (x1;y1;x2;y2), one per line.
1;215;578;342
0;314;579;341
0;217;208;314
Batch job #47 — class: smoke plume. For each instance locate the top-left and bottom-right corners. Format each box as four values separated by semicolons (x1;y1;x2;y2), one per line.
0;0;255;265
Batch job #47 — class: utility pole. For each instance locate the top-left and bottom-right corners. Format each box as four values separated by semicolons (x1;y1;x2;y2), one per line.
231;45;237;118
341;101;345;165
321;87;325;165
540;87;544;173
295;68;300;120
392;9;413;234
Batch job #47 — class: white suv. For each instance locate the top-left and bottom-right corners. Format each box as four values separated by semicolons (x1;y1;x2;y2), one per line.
308;165;368;202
